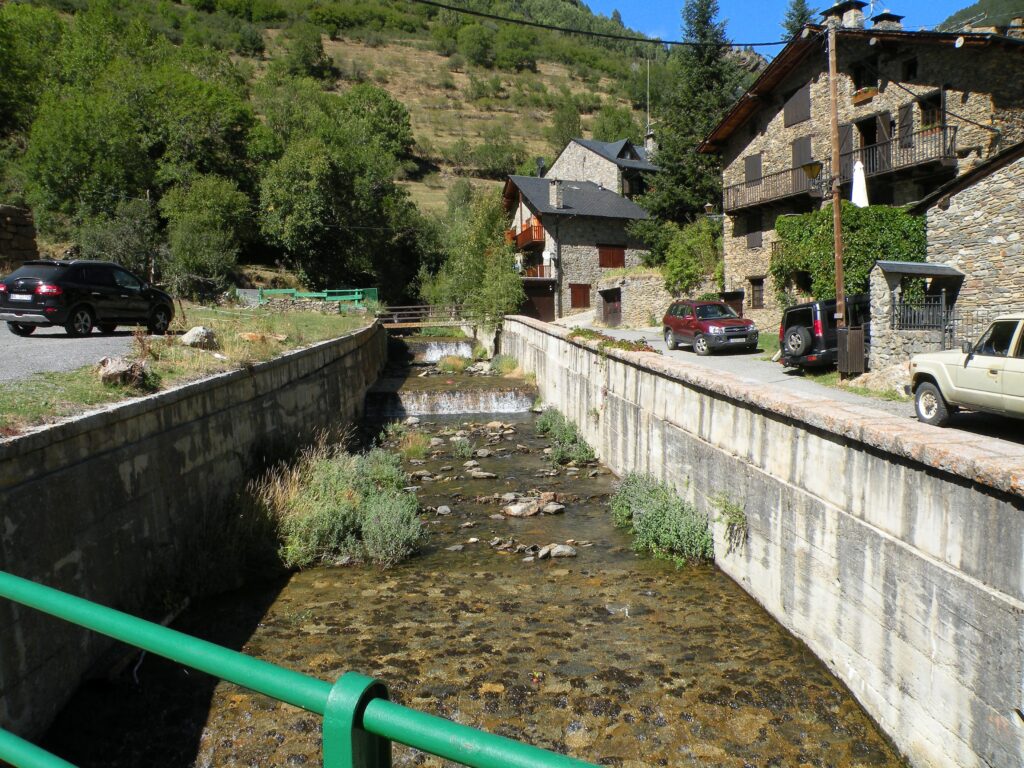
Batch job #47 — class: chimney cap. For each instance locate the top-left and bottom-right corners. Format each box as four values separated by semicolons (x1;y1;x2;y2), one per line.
821;0;868;20
871;9;904;23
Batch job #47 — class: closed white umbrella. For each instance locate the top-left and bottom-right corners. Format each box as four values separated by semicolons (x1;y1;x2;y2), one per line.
851;159;869;208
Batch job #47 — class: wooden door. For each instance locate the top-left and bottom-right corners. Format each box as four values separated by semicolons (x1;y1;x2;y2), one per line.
520;283;555;321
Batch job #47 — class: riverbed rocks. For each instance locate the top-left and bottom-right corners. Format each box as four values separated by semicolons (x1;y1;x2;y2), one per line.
502;500;540;517
468;469;497;479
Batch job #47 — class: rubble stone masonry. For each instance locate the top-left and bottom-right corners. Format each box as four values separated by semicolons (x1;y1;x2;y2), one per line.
548;142;621;194
0;205;38;270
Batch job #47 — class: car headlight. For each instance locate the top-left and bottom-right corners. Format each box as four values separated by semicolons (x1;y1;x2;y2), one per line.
749;325;758;333
708;326;724;334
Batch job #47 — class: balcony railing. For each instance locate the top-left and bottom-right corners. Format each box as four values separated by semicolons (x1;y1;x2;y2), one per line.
724;125;957;212
520;264;554;279
515;219;545;249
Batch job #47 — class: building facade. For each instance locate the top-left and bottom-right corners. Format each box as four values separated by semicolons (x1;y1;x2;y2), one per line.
548;138;658;199
700;1;1024;330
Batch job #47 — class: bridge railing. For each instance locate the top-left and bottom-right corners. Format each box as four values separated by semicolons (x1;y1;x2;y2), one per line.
258;288;380;306
0;571;596;768
376;305;475;325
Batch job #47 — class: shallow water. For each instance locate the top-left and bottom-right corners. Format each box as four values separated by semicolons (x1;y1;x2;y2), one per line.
45;412;903;768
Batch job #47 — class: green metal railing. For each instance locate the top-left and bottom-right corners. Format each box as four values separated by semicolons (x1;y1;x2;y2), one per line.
0;571;596;768
258;288;379;306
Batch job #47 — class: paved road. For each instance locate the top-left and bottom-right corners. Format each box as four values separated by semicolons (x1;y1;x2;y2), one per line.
0;324;135;382
599;325;1024;445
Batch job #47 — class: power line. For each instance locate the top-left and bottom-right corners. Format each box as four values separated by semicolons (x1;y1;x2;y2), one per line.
406;0;790;48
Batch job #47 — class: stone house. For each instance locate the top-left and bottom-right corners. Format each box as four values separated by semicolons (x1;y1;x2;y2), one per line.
698;0;1024;331
547;137;659;199
502;174;650;321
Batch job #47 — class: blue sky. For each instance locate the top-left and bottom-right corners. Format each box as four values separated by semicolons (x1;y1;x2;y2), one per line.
586;0;972;57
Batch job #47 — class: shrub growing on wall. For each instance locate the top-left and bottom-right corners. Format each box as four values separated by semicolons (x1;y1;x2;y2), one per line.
770;202;925;303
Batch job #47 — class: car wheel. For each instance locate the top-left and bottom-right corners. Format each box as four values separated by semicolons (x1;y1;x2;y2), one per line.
914;382;950;427
693;334;711;356
64;307;94;337
97;323;118;335
664;328;678;350
148;306;171;335
784;326;812;356
7;322;36;337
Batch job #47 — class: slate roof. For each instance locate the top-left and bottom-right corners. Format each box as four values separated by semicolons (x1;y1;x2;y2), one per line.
505;176;650;221
874;260;964;277
907;139;1024;214
571;138;660;172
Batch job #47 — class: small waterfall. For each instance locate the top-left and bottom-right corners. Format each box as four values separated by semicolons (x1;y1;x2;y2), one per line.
416;340;474;363
365;385;535;418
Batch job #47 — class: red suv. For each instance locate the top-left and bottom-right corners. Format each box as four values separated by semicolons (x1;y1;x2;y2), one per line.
662;300;758;355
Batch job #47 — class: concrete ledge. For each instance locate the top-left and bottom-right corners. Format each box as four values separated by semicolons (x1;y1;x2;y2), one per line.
502;314;1024;768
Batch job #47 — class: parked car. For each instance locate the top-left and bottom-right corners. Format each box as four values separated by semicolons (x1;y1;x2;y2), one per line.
779;293;871;369
663;300;758;355
0;260;174;337
909;314;1024;426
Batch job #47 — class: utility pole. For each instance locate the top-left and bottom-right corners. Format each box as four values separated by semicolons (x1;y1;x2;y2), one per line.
828;22;846;331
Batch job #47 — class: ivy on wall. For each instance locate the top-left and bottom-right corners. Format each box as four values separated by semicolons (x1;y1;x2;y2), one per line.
770;202;926;304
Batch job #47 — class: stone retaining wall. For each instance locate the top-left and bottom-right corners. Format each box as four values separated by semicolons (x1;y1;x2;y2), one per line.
503;314;1024;768
0;205;38;269
0;323;387;737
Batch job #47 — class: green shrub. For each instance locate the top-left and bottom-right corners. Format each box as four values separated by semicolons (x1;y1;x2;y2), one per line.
491;354;517;375
535;409;595;464
457;23;494;67
361;491;424;568
451;438;473;459
78;198;164;279
398;431;430;460
611;473;713;565
437;355;470;374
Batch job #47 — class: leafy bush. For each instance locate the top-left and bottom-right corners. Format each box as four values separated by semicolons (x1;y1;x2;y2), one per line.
663;217;722;295
590;104;641;143
78;199;164;279
611;473;713;565
457;24;494;67
771;202;926;303
437;355;470;374
535;409;595;465
451;438;473;459
494;25;537;72
276;23;332;79
491;354;517;375
397;431;431;460
361;491;424;568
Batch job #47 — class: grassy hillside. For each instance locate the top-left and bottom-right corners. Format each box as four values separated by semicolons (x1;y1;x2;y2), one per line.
941;0;1024;29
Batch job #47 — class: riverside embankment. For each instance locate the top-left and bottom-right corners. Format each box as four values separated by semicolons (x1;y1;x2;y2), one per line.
501;314;1024;768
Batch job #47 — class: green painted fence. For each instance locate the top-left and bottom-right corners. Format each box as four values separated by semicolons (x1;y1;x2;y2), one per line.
0;571;597;768
258;288;379;306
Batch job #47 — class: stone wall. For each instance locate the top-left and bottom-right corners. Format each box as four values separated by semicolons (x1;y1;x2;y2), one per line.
0;323;387;737
867;265;946;369
718;33;1024;332
0;205;38;270
924;153;1024;315
551;217;647;319
595;272;675;328
503;314;1024;768
263;297;344;314
548;142;621;194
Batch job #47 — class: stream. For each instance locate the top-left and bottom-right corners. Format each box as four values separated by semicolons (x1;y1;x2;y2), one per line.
42;336;904;768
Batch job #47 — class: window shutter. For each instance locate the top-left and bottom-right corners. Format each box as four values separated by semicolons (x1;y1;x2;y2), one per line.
791;136;812;192
598;246;626;269
746;213;762;249
898;103;914;147
784;84;811;127
744;153;762;186
839;123;854;180
570;283;591;309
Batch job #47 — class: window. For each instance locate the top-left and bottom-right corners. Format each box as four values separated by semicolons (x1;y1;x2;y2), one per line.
743;153;762;187
82;266;115;287
783;84;811;126
749;277;765;309
569;283;591;309
597;245;626;269
745;212;762;249
695;303;738;320
851;58;878;91
902;57;918;81
918;92;942;130
113;269;142;290
975;321;1018;357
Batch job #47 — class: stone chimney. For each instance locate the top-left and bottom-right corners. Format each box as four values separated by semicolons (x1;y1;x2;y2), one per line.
1007;17;1024;39
870;10;904;30
644;128;658;156
548;179;564;209
821;0;867;28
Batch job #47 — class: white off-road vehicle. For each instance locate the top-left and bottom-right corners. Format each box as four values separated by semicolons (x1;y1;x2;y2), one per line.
909;314;1024;426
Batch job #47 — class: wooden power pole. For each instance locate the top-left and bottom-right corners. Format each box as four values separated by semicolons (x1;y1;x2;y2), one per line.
828;22;846;330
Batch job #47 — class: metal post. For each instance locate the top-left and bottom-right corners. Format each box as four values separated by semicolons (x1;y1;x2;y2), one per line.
323;673;391;768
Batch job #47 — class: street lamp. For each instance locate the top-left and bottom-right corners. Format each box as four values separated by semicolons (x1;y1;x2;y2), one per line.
800;161;827;196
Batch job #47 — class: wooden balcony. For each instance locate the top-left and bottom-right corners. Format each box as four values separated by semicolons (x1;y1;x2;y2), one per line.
515;219;545;250
520;264;554;280
724;126;958;213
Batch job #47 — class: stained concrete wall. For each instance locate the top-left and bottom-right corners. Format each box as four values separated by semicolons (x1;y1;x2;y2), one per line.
0;323;387;737
502;314;1024;768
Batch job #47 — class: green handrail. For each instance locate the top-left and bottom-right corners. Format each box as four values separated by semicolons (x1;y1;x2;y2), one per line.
0;571;597;768
0;728;76;768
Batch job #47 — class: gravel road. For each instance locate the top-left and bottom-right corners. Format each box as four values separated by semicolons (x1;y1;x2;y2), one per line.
0;324;135;382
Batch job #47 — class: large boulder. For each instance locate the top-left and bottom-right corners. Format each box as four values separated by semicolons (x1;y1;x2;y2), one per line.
97;356;148;388
180;326;219;350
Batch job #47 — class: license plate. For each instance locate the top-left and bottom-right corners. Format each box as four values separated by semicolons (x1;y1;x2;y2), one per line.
9;294;32;302
729;337;746;343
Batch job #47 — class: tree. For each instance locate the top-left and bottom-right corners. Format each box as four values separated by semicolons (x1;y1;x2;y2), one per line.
591;104;641;143
546;102;582;153
782;0;816;38
337;84;414;159
457;24;495;67
641;0;748;222
0;4;63;135
662;218;722;294
612;9;624;26
494;26;537;72
472;124;525;178
78;199;164;278
276;24;332;79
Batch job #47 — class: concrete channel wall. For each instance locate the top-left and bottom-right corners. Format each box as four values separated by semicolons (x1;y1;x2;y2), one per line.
0;323;387;736
502;315;1024;768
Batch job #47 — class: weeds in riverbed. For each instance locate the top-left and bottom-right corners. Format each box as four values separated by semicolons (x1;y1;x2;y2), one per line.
611;473;713;565
259;444;424;569
397;431;431;460
535;409;595;465
711;492;747;553
451;437;474;459
437;355;470;374
491;354;518;375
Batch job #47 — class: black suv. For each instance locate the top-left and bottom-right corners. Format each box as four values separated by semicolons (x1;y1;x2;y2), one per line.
0;260;174;337
780;293;870;369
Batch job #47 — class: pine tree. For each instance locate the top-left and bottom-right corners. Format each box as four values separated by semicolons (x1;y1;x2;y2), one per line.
782;0;816;38
641;0;747;222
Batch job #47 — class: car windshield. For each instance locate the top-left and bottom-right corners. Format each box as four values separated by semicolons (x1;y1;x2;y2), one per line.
4;264;64;281
695;303;738;320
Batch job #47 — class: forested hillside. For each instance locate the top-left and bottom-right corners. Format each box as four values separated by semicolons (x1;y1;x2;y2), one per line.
942;0;1024;28
0;0;760;302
